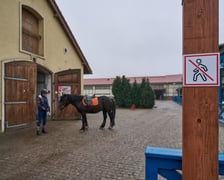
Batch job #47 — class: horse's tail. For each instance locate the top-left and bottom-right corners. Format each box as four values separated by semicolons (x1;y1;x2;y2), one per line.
112;99;116;124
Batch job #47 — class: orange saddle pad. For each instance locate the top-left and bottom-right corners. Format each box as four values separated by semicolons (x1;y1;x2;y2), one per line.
82;97;99;106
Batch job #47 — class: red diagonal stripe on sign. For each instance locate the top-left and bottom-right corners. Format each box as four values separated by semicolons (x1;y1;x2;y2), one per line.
189;59;214;81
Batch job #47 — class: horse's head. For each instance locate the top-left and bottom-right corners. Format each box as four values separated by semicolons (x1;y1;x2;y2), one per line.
59;94;70;110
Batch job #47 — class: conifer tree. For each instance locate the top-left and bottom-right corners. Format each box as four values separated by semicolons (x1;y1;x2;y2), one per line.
120;75;131;107
112;76;154;108
112;76;122;105
140;78;147;107
131;79;141;107
140;78;155;108
141;78;155;108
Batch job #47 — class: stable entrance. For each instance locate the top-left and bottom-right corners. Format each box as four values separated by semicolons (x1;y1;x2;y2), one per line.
3;61;52;132
37;66;52;118
2;61;81;132
154;89;165;100
54;69;81;120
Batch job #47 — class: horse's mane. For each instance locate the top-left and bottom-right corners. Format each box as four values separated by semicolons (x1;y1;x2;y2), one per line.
68;94;83;102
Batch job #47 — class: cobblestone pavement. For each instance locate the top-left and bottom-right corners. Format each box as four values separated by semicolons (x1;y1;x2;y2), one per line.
0;100;223;180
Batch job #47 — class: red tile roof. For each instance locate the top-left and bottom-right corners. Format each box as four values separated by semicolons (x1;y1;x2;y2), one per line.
47;0;92;74
84;74;183;85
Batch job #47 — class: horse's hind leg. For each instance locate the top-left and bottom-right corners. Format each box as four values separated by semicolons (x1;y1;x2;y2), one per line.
100;110;107;129
108;111;115;129
85;119;89;129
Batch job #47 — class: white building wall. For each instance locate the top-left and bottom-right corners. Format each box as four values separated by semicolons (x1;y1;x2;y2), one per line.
84;83;182;98
164;83;182;97
84;85;113;97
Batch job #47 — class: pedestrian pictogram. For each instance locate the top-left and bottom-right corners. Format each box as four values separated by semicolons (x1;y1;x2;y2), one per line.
183;53;219;86
190;59;212;81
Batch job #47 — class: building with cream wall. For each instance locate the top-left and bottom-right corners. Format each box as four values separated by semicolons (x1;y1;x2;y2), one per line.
0;0;92;132
84;74;183;99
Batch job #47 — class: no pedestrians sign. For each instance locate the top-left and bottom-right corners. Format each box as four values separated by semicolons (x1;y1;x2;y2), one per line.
183;53;220;86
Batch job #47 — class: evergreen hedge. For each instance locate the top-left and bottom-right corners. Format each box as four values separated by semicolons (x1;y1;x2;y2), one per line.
112;76;155;108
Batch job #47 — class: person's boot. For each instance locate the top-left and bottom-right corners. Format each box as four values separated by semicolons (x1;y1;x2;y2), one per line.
36;127;41;136
42;127;47;134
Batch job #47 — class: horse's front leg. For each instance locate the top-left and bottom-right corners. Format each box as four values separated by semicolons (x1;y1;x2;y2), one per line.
80;113;87;131
84;115;89;129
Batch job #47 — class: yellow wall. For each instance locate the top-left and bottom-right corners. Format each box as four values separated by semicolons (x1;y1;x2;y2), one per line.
0;0;86;119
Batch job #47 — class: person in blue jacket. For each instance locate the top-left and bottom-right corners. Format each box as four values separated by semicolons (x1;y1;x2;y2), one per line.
37;89;50;135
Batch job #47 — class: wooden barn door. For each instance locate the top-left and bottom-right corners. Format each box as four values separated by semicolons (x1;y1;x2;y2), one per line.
54;69;81;120
5;61;37;129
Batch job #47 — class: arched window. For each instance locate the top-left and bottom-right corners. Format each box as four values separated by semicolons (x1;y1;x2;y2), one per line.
21;5;44;56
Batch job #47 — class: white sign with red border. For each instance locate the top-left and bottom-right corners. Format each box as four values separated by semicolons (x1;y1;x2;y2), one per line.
183;53;220;86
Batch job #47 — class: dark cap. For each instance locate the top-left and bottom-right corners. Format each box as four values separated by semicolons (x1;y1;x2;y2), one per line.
41;89;48;94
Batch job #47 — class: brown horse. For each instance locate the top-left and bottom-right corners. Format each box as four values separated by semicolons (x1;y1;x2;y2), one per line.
59;94;116;131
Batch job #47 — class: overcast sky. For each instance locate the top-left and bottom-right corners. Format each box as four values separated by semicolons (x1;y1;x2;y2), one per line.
55;0;224;79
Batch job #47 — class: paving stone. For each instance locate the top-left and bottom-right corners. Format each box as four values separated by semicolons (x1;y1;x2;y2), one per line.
0;101;223;179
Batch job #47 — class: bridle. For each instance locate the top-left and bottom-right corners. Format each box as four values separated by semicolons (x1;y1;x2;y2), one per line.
59;95;68;110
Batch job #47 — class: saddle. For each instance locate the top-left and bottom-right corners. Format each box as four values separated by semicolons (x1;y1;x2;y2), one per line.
83;95;98;106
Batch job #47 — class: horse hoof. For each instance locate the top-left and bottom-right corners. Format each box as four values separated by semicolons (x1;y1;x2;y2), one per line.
99;127;104;130
80;128;85;131
108;126;113;130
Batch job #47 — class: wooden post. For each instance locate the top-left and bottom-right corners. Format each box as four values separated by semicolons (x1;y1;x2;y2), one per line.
182;0;219;179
